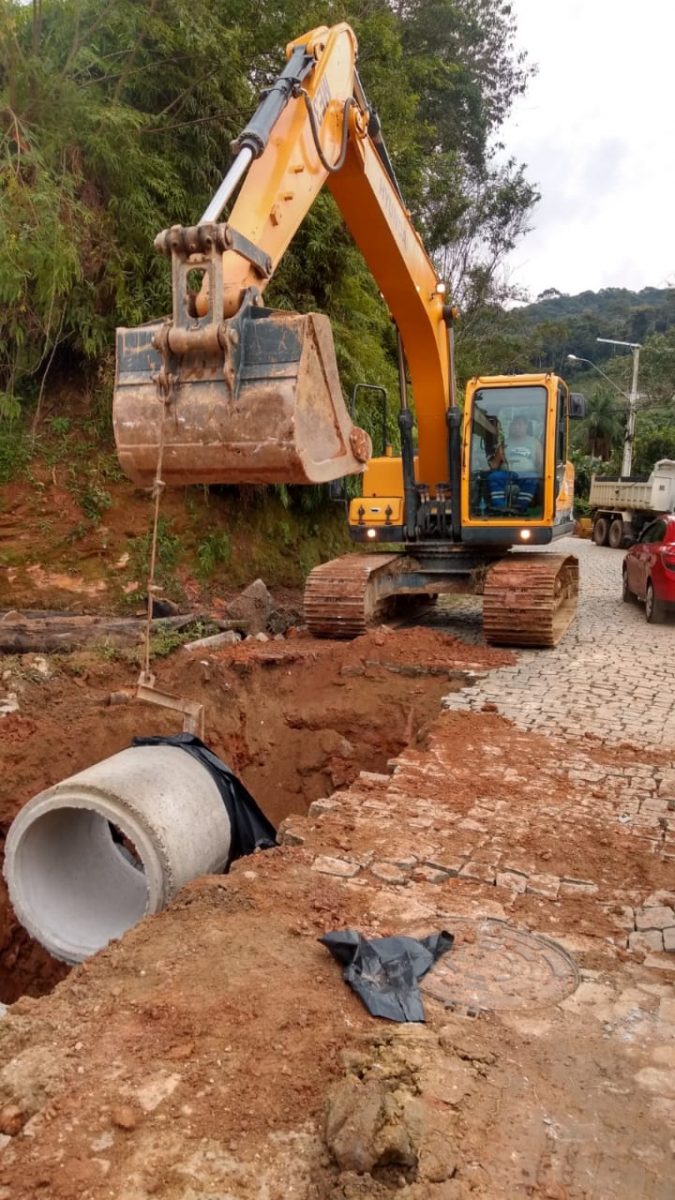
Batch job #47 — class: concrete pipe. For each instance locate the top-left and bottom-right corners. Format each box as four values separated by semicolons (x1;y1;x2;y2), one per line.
4;745;231;964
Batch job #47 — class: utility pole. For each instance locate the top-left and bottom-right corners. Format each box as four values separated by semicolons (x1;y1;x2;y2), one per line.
596;338;642;478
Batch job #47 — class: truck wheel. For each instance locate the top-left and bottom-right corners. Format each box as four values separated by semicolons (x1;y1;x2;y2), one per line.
592;516;609;546
608;518;624;549
645;581;665;624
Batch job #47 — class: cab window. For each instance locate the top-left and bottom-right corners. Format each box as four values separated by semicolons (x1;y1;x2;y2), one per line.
469;385;547;519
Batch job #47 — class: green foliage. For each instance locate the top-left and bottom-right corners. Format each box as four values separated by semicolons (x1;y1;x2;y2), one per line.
128;516;181;590
78;482;112;523
632;408;675;477
196;530;231;577
569;448;602;505
571;387;625;461
0;419;30;484
1;0;537;428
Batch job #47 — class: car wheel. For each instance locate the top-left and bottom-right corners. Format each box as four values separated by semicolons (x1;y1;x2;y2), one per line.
608;518;624;549
593;516;609;546
645;580;665;624
622;568;635;603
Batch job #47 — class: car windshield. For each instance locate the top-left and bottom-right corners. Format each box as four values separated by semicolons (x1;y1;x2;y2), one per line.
469;385;547;519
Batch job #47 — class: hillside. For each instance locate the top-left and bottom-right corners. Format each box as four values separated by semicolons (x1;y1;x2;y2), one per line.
506;286;675;373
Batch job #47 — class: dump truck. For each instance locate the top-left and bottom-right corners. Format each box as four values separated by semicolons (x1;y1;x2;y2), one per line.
589;460;675;547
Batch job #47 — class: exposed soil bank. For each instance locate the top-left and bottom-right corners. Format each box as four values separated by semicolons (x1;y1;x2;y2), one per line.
0;626;508;1002
0;701;672;1199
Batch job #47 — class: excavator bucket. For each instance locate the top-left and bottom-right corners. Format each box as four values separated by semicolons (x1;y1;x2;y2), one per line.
113;225;371;488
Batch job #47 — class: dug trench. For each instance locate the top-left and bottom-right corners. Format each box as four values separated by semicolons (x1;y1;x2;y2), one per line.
0;624;510;1004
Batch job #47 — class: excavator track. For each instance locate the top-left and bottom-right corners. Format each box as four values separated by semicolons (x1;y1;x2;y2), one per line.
304;554;402;638
482;553;579;648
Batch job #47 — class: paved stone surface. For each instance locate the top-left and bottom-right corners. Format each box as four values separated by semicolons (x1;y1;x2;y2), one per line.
274;689;675;1196
438;537;675;747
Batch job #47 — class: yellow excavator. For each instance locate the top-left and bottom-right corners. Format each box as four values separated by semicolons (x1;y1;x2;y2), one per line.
113;22;585;647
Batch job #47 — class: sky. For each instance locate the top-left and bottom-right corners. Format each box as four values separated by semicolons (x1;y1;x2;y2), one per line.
501;0;675;300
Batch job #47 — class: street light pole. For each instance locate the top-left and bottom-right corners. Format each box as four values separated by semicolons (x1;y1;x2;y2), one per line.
596;338;642;478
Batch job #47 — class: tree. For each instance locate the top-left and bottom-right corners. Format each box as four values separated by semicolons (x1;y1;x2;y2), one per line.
573;388;624;461
0;0;538;423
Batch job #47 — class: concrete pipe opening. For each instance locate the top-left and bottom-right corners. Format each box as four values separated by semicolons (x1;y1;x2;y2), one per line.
4;746;232;964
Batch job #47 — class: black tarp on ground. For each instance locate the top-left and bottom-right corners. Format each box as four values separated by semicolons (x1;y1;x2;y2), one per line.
131;733;277;868
320;929;454;1022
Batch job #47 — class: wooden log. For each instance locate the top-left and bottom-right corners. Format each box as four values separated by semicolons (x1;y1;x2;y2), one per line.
0;613;200;654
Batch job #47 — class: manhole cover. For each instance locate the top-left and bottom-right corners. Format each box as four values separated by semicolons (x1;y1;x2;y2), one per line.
421;919;579;1015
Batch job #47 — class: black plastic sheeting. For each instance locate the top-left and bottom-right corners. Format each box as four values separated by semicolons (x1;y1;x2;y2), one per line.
320;929;454;1022
131;733;277;868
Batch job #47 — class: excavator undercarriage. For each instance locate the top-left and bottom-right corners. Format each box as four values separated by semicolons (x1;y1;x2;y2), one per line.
304;551;579;647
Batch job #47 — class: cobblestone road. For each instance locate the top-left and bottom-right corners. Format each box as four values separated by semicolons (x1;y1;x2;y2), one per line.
440;536;675;747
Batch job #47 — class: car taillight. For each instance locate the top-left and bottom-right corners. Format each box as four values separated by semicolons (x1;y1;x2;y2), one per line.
661;546;675;571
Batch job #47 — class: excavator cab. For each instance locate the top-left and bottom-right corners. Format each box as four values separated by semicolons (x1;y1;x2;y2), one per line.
113;223;371;488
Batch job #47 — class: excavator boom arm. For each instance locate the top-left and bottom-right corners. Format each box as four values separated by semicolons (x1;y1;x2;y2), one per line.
207;23;451;489
113;23;450;493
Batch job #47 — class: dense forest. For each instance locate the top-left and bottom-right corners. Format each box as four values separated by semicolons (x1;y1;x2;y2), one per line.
0;0;673;489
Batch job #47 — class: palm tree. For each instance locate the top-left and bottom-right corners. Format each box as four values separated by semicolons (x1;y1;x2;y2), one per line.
577;388;624;460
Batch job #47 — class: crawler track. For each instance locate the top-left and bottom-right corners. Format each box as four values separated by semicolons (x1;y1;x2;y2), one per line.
303;554;401;638
482;553;579;647
305;550;579;647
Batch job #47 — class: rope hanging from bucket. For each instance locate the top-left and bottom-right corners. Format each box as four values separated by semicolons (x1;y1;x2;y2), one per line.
141;363;174;677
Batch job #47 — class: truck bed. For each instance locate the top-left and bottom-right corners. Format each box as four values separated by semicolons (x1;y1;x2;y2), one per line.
589;477;654;511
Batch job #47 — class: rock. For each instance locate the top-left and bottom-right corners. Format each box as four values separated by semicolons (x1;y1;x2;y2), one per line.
664;928;675;953
370;862;409;885
643;891;675;909
182;629;240;651
325;1077;387;1173
628;930;664;953
308;798;339;818
312;856;360;878
0;692;19;717
417;1126;459;1183
423;856;463;877
526;873;560;900
496;871;527;894
0;1105;25;1136
111;1105;139;1131
254;631;269;643
277;819;304;846
635;906;675;932
460;861;496;884
149;597;181;618
0;1046;66;1117
324;1077;417;1175
267;607;301;635
28;655;52;678
413;866;450;885
559;879;599;898
226;579;273;634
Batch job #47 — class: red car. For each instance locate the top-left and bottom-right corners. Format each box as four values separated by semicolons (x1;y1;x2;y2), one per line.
623;514;675;622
